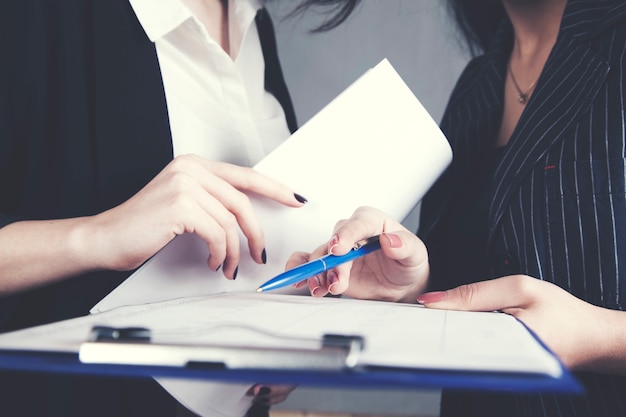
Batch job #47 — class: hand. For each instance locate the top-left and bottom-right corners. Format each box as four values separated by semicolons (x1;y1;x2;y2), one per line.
286;206;429;302
87;154;306;279
417;275;626;374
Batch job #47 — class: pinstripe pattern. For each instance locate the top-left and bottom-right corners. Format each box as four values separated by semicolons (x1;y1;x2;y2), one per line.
419;1;626;415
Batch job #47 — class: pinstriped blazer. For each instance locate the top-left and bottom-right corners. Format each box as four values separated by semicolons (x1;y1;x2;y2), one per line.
418;0;626;415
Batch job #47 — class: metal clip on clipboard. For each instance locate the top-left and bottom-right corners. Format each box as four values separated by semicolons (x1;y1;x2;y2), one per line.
79;326;365;371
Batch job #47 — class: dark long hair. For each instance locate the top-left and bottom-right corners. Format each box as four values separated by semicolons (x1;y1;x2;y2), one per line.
445;0;506;56
290;0;362;32
292;0;505;56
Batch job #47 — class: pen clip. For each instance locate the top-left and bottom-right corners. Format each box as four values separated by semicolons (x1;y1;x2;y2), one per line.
352;234;380;250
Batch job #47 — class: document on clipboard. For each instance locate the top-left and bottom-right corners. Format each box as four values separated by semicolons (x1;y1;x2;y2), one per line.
0;292;579;392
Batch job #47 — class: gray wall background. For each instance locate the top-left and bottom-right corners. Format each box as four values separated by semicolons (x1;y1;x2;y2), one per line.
265;1;470;415
268;0;469;124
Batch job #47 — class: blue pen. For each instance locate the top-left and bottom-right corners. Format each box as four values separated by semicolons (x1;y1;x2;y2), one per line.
256;235;382;292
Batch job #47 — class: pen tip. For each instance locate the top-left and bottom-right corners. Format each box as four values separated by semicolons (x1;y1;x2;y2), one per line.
256;288;263;293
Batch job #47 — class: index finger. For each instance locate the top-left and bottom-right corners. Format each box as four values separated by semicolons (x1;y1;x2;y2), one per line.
207;161;307;208
418;275;541;311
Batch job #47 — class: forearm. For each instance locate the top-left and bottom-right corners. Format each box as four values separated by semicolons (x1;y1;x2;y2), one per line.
0;218;103;293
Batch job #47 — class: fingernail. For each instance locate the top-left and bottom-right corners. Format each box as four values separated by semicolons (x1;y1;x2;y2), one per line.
327;270;339;294
232;266;239;280
294;193;308;204
293;280;307;289
328;235;339;254
261;248;267;264
383;232;402;248
417;291;447;304
311;275;323;297
257;386;271;396
215;263;222;272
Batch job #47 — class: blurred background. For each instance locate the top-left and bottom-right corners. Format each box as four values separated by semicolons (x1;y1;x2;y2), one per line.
264;1;470;415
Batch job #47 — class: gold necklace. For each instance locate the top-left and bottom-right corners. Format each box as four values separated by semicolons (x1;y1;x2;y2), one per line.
507;62;538;105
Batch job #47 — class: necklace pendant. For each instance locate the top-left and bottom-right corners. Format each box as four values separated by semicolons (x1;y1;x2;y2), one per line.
517;94;528;105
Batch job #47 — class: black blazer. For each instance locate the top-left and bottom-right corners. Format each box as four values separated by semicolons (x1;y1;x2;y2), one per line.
419;0;626;415
0;1;296;331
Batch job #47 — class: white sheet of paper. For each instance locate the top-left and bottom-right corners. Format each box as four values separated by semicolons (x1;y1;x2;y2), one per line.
90;59;452;313
0;293;563;378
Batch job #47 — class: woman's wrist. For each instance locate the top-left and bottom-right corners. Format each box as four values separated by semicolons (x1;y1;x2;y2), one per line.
594;308;626;375
575;307;626;375
66;215;109;273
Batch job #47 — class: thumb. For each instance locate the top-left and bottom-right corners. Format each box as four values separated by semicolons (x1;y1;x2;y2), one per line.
379;231;429;269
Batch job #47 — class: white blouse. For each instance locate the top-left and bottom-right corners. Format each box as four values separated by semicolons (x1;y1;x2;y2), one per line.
128;0;291;166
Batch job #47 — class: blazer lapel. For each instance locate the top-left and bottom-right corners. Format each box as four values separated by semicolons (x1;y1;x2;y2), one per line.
488;22;610;242
92;0;173;209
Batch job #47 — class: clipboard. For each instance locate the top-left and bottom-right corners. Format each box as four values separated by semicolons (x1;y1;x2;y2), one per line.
0;348;581;395
0;292;582;394
79;326;364;371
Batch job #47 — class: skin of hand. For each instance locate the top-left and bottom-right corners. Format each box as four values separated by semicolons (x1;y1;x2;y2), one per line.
0;154;306;292
417;275;626;375
286;206;429;303
87;155;306;278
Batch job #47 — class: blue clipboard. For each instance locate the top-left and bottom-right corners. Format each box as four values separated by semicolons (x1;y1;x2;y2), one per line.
0;328;582;395
0;293;583;395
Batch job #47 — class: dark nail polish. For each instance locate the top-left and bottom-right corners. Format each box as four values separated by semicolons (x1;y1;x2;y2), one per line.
261;248;267;264
215;263;222;272
258;386;271;396
233;266;238;280
294;193;308;204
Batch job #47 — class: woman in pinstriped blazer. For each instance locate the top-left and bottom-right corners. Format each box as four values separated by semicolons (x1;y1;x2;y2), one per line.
297;0;626;415
417;0;626;415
